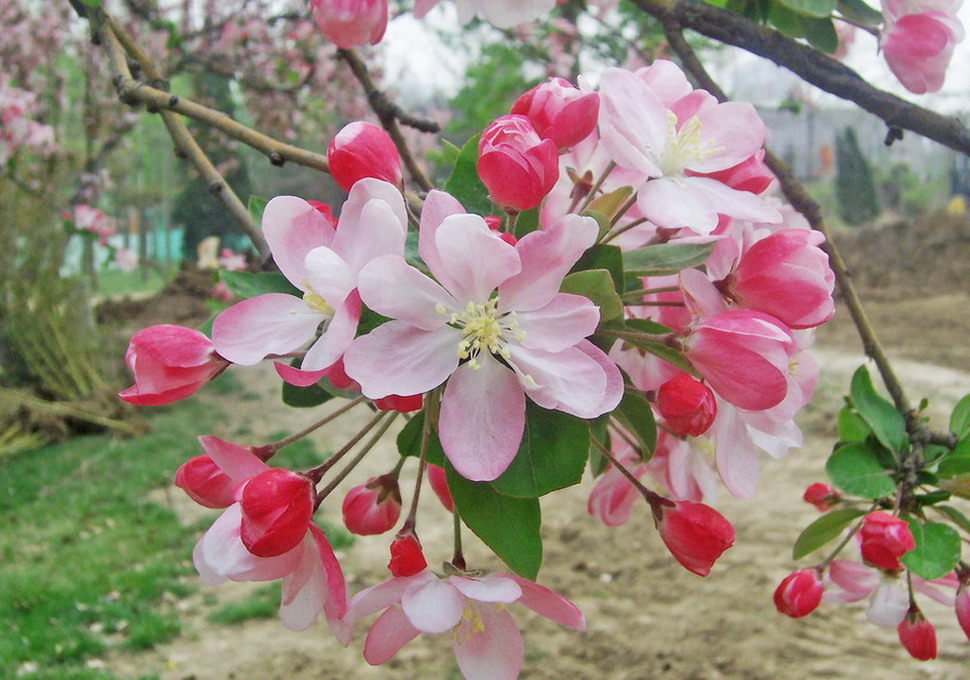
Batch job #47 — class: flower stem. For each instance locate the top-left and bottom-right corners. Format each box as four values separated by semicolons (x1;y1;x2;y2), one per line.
306;409;387;484
590;435;665;512
601;216;650;245
817;504;878;570
452;509;466;572
315;412;400;505
402;389;440;531
262;396;366;457
578;161;617;213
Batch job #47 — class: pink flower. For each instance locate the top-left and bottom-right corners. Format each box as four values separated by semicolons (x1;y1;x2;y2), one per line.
510;78;600;150
955;586;970;641
655;499;735;576
345;570;584;680
327;121;403;192
114;247;138;273
693;149;774;195
310;0;387;48
656;373;717;437
803;482;840;511
477;115;559;211
342;475;402;536
880;0;964;94
897;606;937;660
427;463;455;512
388;534;428;577
212;180;407;380
344;193;621;481
588;447;648;527
724;229;835;329
118;325;228;406
774;569;824;618
859;512;915;571
175;455;238;509
683;310;796;412
239;468;315;558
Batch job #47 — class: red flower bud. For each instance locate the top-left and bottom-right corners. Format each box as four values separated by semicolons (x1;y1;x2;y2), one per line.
426;463;454;513
174;455;237;509
341;475;402;536
773;569;824;618
802;482;840;512
656;373;717;437
655;499;735;577
897;606;937;660
955;586;970;642
239;469;314;557
327;121;402;192
310;0;387;49
510;77;600;150
859;512;915;571
477;115;559;211
374;393;424;413
388;533;427;577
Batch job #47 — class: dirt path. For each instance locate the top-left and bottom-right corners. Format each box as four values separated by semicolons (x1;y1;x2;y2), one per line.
103;295;970;680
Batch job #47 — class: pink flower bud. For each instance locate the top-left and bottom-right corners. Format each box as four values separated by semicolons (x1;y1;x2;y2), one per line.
388;533;427;577
655;499;735;577
897;606;937;660
880;4;963;94
239;469;314;557
477;114;559;211
727;229;835;330
859;511;915;571
341;475;402;536
802;482;840;512
510;77;600;150
310;0;387;49
305;200;338;227
955;586;970;641
426;463;455;512
327;121;402;192
118;324;227;406
656;373;717;437
174;455;237;508
693;149;773;195
773;569;824;618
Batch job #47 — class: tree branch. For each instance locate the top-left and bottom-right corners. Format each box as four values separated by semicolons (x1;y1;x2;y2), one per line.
630;0;970;156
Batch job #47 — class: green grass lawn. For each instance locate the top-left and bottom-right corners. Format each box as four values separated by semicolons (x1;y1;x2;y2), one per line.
93;267;176;300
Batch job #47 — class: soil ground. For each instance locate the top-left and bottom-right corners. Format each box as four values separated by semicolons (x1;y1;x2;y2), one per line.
101;214;970;679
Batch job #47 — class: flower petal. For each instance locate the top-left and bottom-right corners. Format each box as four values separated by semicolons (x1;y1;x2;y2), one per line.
262;196;336;288
507;574;586;630
507;344;608;418
199;435;269;482
357;255;457;330
363;605;422;665
212;294;323;366
401;576;465;634
449;574;522;604
301;292;361;372
452;604;524;680
332;183;408;274
433;215;521;304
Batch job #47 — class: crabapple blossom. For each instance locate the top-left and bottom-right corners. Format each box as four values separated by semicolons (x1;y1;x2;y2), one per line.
656;373;717;437
239;468;315;557
310;0;387;48
344;570;584;680
774;569;824;618
955;586;970;640
477;115;559;211
655;499;735;576
897;606;937;660
510;77;600;150
327;121;402;192
342;475;402;536
118;325;228;406
427;463;455;512
175;455;238;509
695;149;774;195
803;482;840;511
212;179;407;379
388;534;428;577
859;512;916;570
880;0;965;94
114;247;138;273
344;195;622;481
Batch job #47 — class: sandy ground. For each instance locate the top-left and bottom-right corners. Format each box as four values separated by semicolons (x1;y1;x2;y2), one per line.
95;283;970;680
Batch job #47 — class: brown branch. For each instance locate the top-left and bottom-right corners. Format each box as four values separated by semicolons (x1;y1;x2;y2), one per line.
660;20;912;415
99;14;269;257
337;48;437;192
630;0;970;157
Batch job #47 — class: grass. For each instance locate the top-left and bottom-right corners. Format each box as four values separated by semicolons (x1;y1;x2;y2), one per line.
0;399;222;679
206;584;280;625
93;267;175;300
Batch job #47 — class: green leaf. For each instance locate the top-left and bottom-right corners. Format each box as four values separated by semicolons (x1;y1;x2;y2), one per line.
800;15;839;53
937;438;970;479
937;505;970;534
282;379;333;408
219;270;300;299
586;186;634;222
792;508;866;559
623;241;716;277
768;3;807;37
581;210;612;241
560;269;623;322
603;318;693;374
900;520;961;580
838;406;872;443
611;390;657;460
950;394;970;439
490;403;589;498
446;461;542;579
849;366;907;453
438;139;461;169
777;0;836;16
571;244;625;293
443;133;494;216
588;415;611;477
837;0;883;25
826;442;897;499
404;229;425;269
512;208;540;239
396;412;445;467
248;195;268;225
357;305;392;336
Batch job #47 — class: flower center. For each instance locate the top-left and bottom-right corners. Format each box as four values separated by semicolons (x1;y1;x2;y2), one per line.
659;112;717;177
442;297;525;370
302;287;334;316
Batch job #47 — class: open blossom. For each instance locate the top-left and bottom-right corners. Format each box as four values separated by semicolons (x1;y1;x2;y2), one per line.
327;122;402;192
414;0;557;28
345;570;584;680
310;0;387;48
118;325;228;406
344;191;622;481
880;0;965;94
212;180;406;381
510;78;600;150
478;115;559;211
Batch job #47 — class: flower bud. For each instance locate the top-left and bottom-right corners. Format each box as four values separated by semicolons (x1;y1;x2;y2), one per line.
955;586;970;642
802;482;840;512
327;121;402;192
773;569;823;618
341;475;402;536
656;373;717;437
310;0;387;49
426;463;454;512
388;533;427;577
655;499;735;577
859;511;915;571
174;455;237;509
239;469;314;557
374;393;424;413
118;324;227;406
897;606;937;660
510;77;600;150
477;114;559;211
